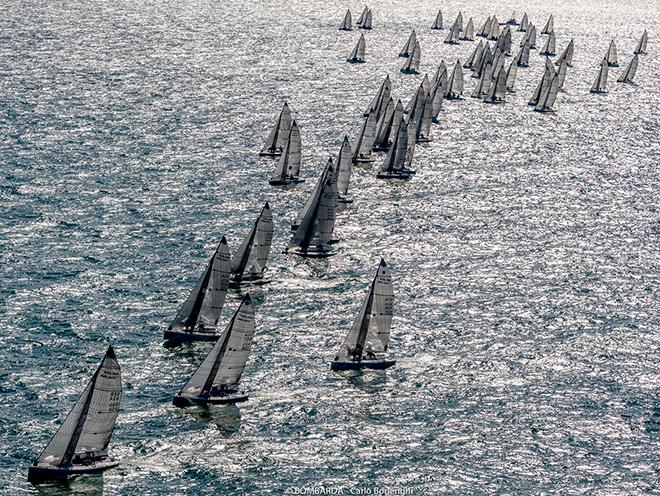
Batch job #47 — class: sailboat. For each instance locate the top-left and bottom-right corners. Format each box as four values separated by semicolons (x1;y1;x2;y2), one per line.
541;14;554;35
229;203;273;288
617;54;639;83
269;120;303;186
364;75;391;117
518;13;529;32
259;103;291;157
522;24;537;49
555;39;574;67
557;58;568;90
355;6;368;27
517;40;531;67
483;66;507;104
335;136;353;203
173;294;255;406
534;74;560;112
540;31;556;56
399;30;417;57
330;259;395;371
347;34;366;63
28;346;122;483
430;79;445;123
634;30;648;55
444;20;460;44
339;9;352;31
487;16;500;40
445;60;464;99
464;40;484;68
352;110;377;163
431;10;443;30
373;100;403;151
286;160;337;257
478;16;492;38
411;93;433;143
372;98;395;151
460;18;475;40
472;42;492;78
358;8;372;30
472;62;493;98
605;40;618;67
506;12;519;26
377;118;413;180
431;61;448;89
506;58;518;92
165;238;231;342
496;27;512;55
400;41;421;73
528;58;556;106
591;58;609;93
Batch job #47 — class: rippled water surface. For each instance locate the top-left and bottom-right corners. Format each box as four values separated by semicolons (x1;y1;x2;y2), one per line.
1;0;659;494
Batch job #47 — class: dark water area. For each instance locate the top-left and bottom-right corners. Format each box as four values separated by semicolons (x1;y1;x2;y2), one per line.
1;0;659;494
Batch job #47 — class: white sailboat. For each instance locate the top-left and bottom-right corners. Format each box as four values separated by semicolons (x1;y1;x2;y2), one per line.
528;58;556;106
487;16;500;40
496;27;512;55
377;118;413;180
431;60;448;89
522;24;537;49
339;9;352;31
555;39;574;67
173;294;256;406
165;238;231;342
431;10;443;30
373;98;395;151
606;40;618;67
259;102;291;157
286;160;338;257
460;17;475;41
445;60;464;99
374;99;403;151
28;346;122;483
430;79;445;123
534;74;560;112
400;41;421;73
269;120;303;186
444;20;460;44
540;31;556;56
359;8;372;30
617;54;639;83
484;66;507;104
347;34;366;63
229;203;274;288
472;43;493;79
506;58;518;92
352;110;377;163
634;30;648;55
472;62;493;98
399;30;417;57
518;12;529;32
364;75;391;118
464;40;484;68
517;40;531;67
356;6;368;26
478;16;492;38
331;259;395;371
335;136;354;203
541;14;554;35
591;57;609;93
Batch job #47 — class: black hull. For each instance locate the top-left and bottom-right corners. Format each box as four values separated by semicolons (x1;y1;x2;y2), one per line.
259;150;283;158
163;329;219;342
228;275;270;289
269;178;305;186
533;107;555;113
347;59;366;64
173;392;248;407
376;172;412;180
286;246;335;258
330;359;396;371
28;462;118;484
400;69;419;74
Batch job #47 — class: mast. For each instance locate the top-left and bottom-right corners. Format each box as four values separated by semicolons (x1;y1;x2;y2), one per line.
634;30;648;55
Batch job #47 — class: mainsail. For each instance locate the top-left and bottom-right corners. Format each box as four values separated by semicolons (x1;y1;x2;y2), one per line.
634;30;648;55
535;74;560;112
399;30;417;57
339;9;352;30
431;61;447;89
352;110;377;162
431;10;443;30
478;16;492;38
270;120;302;183
606;40;618;66
541;31;556;56
445;60;464;99
472;62;493;98
506;58;518;92
487;16;500;40
359;8;373;29
518;40;530;67
518;12;529;32
335;136;353;200
365;75;391;118
33;346;121;469
464;40;484;68
334;259;394;364
401;41;421;73
445;20;460;44
347;34;366;63
484;64;507;103
260;103;291;156
373;98;396;151
230;203;274;284
617;54;638;83
169;238;231;332
555;39;574;67
529;59;556;105
460;17;475;40
591;57;608;93
541;14;554;35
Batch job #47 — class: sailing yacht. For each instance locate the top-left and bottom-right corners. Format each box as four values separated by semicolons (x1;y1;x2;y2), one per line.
165;238;231;342
373;100;403;151
173;294;256;406
529;59;556;106
347;34;366;63
399;30;417;57
445;19;460;44
331;259;395;371
401;41;421;73
339;9;352;31
534;74;560;112
269;120;303;186
477;16;492;38
352;110;377;163
364;75;391;118
540;31;556;56
634;30;648;55
28;346;122;483
591;57;609;93
484;66;507;104
229;203;274;288
464;40;484;68
517;40;531;67
487;16;500;40
445;60;464;99
431;10;443;30
335;136;354;203
555;39;574;67
358;7;372;30
605;40;619;67
506;58;518;92
541;15;554;35
259;103;291;157
617;54;639;83
376;118;414;180
518;13;529;32
460;18;475;41
472;62;493;99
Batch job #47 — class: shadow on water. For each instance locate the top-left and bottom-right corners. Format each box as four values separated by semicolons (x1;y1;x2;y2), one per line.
33;474;104;496
185;404;242;436
344;369;389;394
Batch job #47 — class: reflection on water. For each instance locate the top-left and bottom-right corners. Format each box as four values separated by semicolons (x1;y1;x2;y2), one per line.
186;404;242;436
346;369;389;394
33;474;104;496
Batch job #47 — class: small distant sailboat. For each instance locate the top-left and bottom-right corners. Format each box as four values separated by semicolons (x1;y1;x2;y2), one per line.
347;34;366;63
506;12;519;26
555;39;574;67
377;118;413;180
529;58;556;106
445;60;464;99
331;259;395;371
522;25;537;49
591;57;609;93
431;60;448;89
496;27;512;55
269;120;303;186
464;40;484;68
557;58;569;90
352;110;377;163
28;346;122;484
259;103;291;157
617;54;639;83
506;58;518;92
430;79;445;123
356;5;368;26
400;41;421;73
487;16;501;40
605;40;618;67
445;20;460;44
286;160;337;257
431;10;443;30
412;95;433;143
472;42;493;78
358;7;372;30
373;99;403;151
399;30;417;57
483;66;507;104
634;30;648;55
541;14;554;35
173;294;255;406
165;238;231;342
339;9;352;31
364;75;391;118
478;16;492;38
471;62;493;98
460;17;475;41
518;12;529;32
534;74;560;112
540;31;556;56
517;40;531;67
335;136;354;203
229;203;273;288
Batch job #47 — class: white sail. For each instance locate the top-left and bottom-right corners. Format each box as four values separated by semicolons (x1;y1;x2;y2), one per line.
606;40;618;66
519;40;530;66
335;136;353;197
399;30;417;57
464;40;483;68
177;294;255;398
529;58;556;105
506;58;518;92
169;238;231;332
230;203;273;280
518;12;529;32
445;21;460;44
373;98;394;149
487;16;500;40
432;10;443;29
617;54;638;83
401;41;420;72
260;103;291;155
541;31;556;55
535;74;560;111
380;118;408;173
499;27;512;55
446;60;464;98
456;12;463;31
557;59;568;89
541;14;554;35
356;6;368;25
348;34;366;62
421;73;431;96
431;61;447;88
270;120;301;182
385;100;403;149
339;9;352;30
353;110;377;160
292;159;333;230
527;25;537;49
484;65;507;103
555;39;574;67
634;30;648;54
35;347;121;468
478;16;492;37
473;42;492;77
361;9;372;29
460;17;475;40
491;48;505;79
334;259;394;363
591;57;608;92
365;75;391;117
417;95;433;141
430;79;445;121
